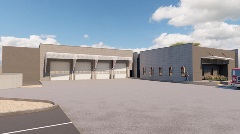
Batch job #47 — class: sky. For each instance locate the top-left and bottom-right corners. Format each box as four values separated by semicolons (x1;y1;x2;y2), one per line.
0;0;240;64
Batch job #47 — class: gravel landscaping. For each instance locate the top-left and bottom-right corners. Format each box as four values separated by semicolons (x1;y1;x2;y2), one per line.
0;99;53;114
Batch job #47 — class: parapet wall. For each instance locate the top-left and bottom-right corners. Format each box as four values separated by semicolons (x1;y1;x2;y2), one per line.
0;73;22;89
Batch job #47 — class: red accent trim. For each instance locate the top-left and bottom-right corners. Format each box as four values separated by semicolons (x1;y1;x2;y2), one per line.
232;76;237;82
233;82;240;84
232;68;240;70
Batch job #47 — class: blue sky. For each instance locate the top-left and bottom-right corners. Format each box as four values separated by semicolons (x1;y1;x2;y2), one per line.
0;0;183;49
0;0;240;60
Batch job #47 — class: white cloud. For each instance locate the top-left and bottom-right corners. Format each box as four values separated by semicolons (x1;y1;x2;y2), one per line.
80;42;114;49
151;22;240;50
132;48;148;53
192;22;240;40
0;35;59;64
149;0;240;51
83;34;89;39
92;42;113;49
121;48;148;53
152;33;193;49
81;43;146;53
150;0;240;26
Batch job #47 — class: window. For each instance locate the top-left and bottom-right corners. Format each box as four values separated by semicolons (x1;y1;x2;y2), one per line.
181;66;186;77
169;67;173;76
150;67;154;76
211;68;213;75
159;67;162;76
202;68;204;76
143;67;146;75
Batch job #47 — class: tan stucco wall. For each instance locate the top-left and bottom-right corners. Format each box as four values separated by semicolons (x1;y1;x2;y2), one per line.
192;46;236;81
40;44;133;81
2;46;40;85
0;73;22;89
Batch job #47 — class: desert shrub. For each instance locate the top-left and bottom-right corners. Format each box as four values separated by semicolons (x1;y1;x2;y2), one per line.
205;75;214;80
219;75;228;81
204;75;227;81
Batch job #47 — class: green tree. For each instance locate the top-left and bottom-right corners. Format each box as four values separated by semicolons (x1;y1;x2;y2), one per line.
170;42;200;47
170;42;186;46
192;42;200;46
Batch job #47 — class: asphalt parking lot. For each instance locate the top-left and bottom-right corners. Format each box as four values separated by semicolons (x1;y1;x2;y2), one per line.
0;106;79;134
1;79;240;134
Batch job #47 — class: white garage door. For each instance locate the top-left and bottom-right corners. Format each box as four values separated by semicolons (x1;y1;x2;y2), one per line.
50;61;70;80
96;62;110;79
75;62;92;80
114;63;127;79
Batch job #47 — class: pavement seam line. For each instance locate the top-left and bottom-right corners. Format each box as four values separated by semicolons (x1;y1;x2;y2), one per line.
1;122;73;134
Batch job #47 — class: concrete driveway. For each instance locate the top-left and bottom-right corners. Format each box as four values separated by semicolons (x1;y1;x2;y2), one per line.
1;79;240;134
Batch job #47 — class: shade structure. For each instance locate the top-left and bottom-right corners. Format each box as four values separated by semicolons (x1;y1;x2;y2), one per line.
201;56;234;60
44;52;132;73
45;52;132;61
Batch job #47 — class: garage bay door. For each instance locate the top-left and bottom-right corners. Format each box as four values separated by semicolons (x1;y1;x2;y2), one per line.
114;63;127;79
96;62;110;79
75;62;92;80
50;61;70;80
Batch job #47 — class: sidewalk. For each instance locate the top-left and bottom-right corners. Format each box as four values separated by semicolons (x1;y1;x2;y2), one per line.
183;80;230;86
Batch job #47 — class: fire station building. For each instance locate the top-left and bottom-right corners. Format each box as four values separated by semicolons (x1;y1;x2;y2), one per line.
2;43;239;85
2;44;133;85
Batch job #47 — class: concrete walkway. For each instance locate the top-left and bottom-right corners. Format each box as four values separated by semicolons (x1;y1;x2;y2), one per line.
1;79;240;134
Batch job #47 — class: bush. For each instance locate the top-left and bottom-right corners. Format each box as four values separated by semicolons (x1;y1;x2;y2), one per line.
204;75;227;81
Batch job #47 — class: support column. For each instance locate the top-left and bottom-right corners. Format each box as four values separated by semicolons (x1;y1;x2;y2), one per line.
72;59;76;80
44;56;48;74
127;60;132;78
111;60;117;79
93;59;98;79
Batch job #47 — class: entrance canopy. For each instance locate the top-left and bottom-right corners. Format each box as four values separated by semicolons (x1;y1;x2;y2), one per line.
45;52;132;61
201;56;234;65
201;56;234;60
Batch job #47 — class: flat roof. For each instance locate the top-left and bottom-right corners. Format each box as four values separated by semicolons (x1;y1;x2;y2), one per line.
140;43;237;53
40;44;133;52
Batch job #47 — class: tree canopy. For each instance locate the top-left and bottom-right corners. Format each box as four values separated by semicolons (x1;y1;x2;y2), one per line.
170;42;201;47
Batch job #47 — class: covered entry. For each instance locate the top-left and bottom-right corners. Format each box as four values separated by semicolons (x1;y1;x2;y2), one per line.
201;56;233;79
75;61;92;80
50;61;70;80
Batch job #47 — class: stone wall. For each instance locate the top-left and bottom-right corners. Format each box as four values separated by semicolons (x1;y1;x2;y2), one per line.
140;44;193;82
